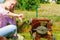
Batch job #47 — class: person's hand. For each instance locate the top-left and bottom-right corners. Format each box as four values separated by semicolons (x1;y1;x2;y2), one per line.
18;14;24;22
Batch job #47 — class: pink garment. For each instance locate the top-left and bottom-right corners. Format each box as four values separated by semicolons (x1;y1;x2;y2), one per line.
0;4;16;28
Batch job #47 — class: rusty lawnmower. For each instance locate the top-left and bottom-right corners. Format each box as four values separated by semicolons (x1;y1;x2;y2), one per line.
29;5;55;40
30;18;55;40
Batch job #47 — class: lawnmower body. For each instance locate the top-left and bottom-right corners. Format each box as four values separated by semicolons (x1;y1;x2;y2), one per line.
30;18;54;40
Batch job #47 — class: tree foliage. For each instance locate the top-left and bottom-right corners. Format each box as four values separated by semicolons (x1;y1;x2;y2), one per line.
56;0;60;4
16;0;40;10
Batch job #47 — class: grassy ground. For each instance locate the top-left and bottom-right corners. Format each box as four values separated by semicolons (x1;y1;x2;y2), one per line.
14;3;60;40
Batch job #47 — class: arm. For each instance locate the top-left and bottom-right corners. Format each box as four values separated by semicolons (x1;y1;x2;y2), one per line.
8;11;19;18
8;11;24;22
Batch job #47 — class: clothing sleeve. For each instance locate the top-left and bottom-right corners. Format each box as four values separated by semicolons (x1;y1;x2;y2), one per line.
0;7;9;15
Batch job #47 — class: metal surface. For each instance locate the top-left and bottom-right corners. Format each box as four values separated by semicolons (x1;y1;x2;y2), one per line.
36;26;48;34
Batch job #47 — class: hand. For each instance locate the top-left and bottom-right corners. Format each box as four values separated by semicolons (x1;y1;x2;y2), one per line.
18;14;24;22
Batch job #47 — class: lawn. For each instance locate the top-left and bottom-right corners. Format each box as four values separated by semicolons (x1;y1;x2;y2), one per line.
14;3;60;40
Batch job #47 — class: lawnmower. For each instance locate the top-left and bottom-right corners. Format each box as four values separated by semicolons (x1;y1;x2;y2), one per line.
29;5;55;40
30;18;55;40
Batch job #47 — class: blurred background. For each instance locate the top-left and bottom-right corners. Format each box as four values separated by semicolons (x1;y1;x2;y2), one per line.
1;0;60;40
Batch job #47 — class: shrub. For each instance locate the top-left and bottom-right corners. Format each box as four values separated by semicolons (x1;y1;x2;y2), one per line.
16;0;40;10
40;0;49;3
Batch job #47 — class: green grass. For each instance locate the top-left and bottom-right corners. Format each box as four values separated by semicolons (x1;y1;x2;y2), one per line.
20;33;47;40
20;33;32;40
14;3;60;40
